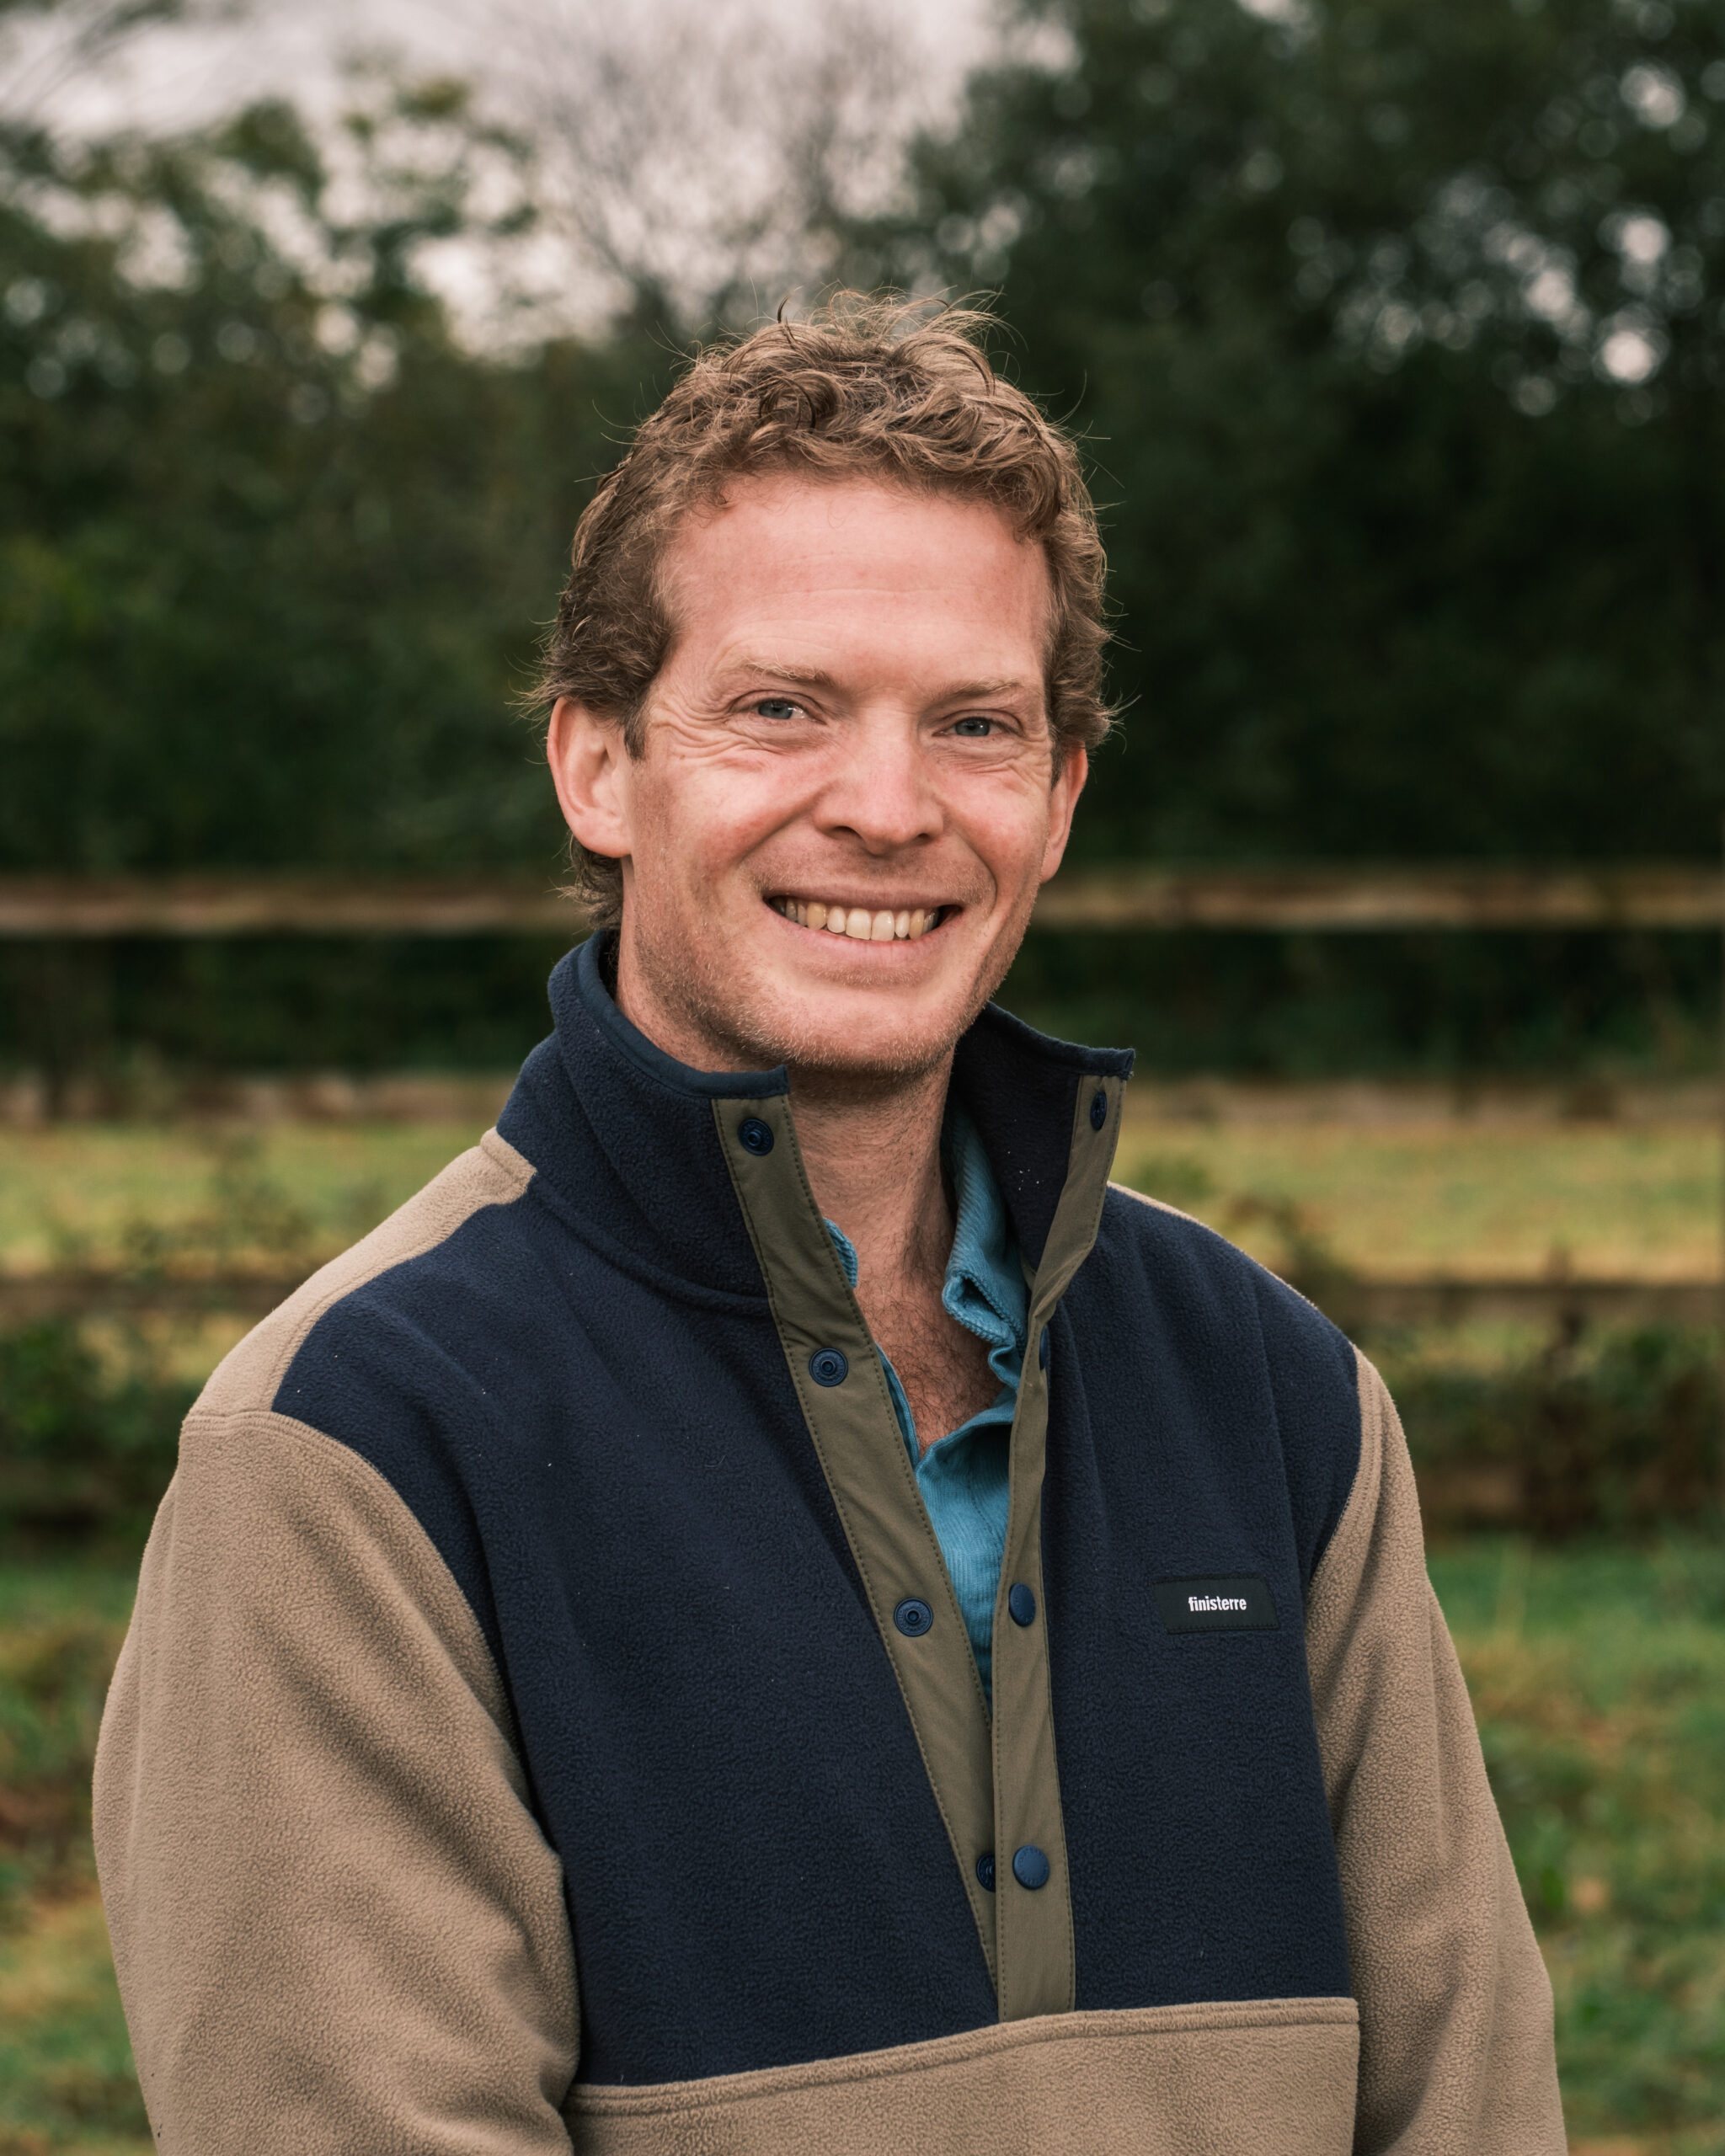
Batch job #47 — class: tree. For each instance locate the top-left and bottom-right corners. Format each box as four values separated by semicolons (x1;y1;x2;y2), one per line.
871;0;1725;865
0;79;664;875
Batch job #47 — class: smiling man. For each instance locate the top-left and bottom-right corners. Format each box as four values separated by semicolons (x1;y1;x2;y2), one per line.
95;300;1562;2155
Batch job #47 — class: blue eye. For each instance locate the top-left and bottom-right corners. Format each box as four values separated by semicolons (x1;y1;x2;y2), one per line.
952;716;995;737
754;698;801;720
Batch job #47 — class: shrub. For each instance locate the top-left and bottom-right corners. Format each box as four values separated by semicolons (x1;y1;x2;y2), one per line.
0;1321;191;1553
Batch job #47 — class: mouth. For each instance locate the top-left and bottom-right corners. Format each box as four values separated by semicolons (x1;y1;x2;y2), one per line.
766;896;950;943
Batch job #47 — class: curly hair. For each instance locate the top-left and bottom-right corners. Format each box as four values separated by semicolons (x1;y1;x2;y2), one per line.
535;293;1112;927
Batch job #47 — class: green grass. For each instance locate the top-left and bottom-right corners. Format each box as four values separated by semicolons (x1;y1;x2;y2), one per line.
1433;1537;1725;2153
0;1121;485;1279
1119;1116;1721;1283
0;1565;144;2154
0;1113;1717;1293
0;1894;151;2155
0;1548;1721;2149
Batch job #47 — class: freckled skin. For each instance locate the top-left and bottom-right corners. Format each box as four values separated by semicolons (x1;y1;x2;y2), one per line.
547;473;1088;1447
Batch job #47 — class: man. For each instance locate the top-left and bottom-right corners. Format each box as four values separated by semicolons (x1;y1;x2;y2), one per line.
95;298;1564;2153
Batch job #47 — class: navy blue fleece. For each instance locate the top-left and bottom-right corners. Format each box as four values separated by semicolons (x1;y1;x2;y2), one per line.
273;937;1360;2086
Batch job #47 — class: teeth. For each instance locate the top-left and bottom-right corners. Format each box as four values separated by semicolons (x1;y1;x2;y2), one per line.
772;898;943;940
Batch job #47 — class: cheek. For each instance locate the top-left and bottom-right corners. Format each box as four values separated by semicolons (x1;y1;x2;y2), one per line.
630;755;789;889
958;776;1055;894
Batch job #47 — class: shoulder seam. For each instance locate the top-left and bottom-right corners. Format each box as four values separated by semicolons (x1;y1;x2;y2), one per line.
194;1133;537;1422
1106;1178;1206;1230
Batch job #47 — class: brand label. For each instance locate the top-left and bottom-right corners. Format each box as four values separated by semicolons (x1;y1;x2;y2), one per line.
1154;1576;1279;1633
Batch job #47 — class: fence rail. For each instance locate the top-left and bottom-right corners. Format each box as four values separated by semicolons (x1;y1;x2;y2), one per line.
1032;863;1725;931
0;865;1721;937
3;1268;1714;1329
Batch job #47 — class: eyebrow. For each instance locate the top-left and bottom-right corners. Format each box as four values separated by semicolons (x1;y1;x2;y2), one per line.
725;659;1038;702
726;659;838;689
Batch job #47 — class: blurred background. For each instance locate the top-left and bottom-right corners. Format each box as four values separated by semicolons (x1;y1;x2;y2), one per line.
1;0;1722;2145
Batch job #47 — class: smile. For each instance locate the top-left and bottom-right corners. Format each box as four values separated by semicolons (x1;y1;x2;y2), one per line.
767;897;948;942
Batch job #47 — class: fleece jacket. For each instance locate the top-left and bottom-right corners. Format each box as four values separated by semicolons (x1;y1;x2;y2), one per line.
93;933;1566;2156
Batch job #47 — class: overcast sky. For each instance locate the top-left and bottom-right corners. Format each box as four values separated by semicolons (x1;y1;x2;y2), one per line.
5;0;1008;334
10;0;997;140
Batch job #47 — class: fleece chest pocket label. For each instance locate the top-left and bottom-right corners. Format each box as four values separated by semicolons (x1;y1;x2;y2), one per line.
1155;1576;1279;1634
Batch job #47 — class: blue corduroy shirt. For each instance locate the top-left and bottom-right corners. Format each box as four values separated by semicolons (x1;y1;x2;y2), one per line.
824;1107;1026;1701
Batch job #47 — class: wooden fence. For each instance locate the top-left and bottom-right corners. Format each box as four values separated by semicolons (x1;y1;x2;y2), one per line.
4;1268;1715;1330
2;865;1718;1342
0;863;1721;937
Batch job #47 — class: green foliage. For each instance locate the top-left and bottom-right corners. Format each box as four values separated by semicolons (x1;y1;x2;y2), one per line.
1392;1321;1722;1534
0;1564;145;2148
1001;921;1722;1077
0;83;665;881
0;1566;131;1925
0;1322;192;1550
874;0;1725;866
4;6;1725;1074
0;1132;331;1548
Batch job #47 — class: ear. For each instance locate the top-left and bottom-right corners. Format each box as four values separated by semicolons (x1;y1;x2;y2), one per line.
547;697;633;862
1039;744;1088;884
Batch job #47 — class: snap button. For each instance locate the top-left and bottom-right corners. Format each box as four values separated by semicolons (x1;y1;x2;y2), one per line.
1007;1582;1036;1627
975;1852;996;1892
1012;1844;1051;1891
1089;1089;1108;1131
893;1597;933;1637
809;1348;848;1387
737;1116;774;1155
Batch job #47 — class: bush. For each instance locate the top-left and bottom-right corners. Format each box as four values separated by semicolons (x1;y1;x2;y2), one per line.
1395;1323;1722;1539
0;1321;191;1552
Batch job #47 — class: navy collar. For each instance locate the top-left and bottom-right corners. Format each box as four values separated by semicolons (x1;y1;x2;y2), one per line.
495;933;1133;1295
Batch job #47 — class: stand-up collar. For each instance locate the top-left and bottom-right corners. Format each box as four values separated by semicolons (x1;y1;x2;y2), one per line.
495;933;1134;1299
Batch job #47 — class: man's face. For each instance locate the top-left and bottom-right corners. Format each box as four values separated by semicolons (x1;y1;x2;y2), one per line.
549;473;1086;1080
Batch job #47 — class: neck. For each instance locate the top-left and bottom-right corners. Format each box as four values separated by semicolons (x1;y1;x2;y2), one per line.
606;930;959;1297
788;1059;953;1292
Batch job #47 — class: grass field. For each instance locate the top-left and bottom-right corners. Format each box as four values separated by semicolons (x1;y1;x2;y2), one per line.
0;1542;1721;2153
0;1123;483;1279
1116;1114;1722;1284
0;1110;1718;1287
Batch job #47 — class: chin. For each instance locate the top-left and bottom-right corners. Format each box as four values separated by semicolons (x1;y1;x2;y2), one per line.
733;979;985;1083
623;909;1009;1082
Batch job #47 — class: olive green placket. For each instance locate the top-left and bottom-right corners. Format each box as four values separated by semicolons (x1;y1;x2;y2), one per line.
714;1069;1125;2020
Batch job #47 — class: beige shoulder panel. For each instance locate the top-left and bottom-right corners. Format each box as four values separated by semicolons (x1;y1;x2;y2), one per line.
197;1126;533;1419
94;1406;578;2153
1304;1353;1565;2155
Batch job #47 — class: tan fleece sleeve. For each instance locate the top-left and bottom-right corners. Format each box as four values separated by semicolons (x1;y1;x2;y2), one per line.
94;1407;579;2155
1304;1352;1565;2156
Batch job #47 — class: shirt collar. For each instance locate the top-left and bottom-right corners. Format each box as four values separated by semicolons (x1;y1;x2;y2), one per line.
824;1103;1027;1390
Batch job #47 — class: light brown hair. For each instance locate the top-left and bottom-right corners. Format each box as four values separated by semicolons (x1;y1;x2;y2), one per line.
537;293;1112;927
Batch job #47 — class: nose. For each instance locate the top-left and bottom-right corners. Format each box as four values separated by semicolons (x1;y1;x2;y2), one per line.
813;710;941;855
